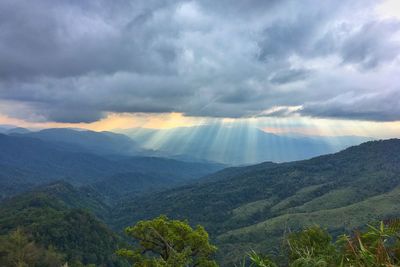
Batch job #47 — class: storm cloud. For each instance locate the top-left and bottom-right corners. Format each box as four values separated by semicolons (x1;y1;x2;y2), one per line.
0;0;399;122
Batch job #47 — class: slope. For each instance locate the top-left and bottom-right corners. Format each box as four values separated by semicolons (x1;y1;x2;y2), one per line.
112;139;400;265
0;133;224;199
0;182;127;266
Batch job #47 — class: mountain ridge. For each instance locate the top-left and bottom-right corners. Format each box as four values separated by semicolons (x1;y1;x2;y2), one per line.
13;128;141;156
0;133;224;200
120;125;372;164
111;139;400;265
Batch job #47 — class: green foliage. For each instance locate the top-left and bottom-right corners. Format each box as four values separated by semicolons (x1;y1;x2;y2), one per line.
117;215;218;267
244;220;400;267
0;189;127;267
247;250;277;267
287;226;338;266
337;220;400;266
0;228;65;267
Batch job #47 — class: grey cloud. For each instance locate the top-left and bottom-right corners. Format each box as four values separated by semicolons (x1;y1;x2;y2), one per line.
0;0;399;122
340;20;400;69
300;90;400;122
0;73;194;122
269;69;310;84
43;106;105;123
257;0;366;61
197;0;282;18
0;0;180;79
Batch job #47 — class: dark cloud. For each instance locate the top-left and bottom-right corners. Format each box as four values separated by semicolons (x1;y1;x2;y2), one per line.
43;106;105;123
300;89;400;122
0;0;179;79
0;0;399;122
269;69;310;84
340;20;400;69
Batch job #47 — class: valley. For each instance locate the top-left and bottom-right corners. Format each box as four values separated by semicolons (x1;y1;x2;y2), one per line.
0;128;399;266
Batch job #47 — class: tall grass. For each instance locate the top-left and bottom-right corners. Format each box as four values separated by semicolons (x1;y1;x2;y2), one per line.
244;220;400;267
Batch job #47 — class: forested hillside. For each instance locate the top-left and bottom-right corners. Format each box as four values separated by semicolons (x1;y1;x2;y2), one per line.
112;139;400;265
0;183;128;266
1;139;400;266
0;133;223;200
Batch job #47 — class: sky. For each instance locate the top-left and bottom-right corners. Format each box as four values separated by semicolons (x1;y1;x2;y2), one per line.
0;0;399;138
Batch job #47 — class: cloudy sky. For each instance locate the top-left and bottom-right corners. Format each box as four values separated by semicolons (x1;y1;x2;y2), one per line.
0;0;399;137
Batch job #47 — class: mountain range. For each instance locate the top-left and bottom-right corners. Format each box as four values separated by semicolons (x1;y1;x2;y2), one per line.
0;131;223;200
120;125;371;164
0;124;372;165
12;128;142;156
0;125;398;266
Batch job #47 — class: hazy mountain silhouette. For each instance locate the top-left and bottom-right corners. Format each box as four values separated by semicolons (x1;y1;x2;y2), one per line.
121;125;371;164
0;133;223;199
15;128;141;156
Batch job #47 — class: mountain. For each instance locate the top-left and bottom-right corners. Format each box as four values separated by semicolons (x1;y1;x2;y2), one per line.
0;133;224;199
0;124;18;133
112;139;400;266
28;181;111;219
0;182;127;266
2;138;400;266
120;125;371;164
199;161;278;183
5;127;31;134
89;156;225;201
15;128;141;156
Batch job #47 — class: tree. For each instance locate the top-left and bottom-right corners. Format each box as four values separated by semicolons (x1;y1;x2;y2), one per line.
0;228;64;267
286;226;338;266
116;215;218;267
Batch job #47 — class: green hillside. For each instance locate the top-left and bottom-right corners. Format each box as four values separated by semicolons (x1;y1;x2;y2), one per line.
0;133;223;200
2;139;400;266
0;183;127;267
112;139;400;265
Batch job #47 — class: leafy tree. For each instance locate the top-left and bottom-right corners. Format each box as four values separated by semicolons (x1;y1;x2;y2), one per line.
286;226;338;266
117;215;218;267
0;228;65;267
